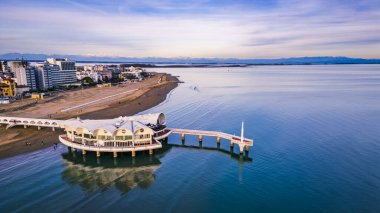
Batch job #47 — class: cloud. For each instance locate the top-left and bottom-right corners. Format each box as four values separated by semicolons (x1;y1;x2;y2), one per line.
0;0;379;58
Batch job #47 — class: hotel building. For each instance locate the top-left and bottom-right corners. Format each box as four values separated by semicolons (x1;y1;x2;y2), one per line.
46;58;77;86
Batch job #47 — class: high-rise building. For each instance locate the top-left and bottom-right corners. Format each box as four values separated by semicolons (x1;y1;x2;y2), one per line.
36;63;54;90
26;66;38;90
8;61;37;90
0;61;5;72
8;61;28;86
46;58;77;86
0;61;13;78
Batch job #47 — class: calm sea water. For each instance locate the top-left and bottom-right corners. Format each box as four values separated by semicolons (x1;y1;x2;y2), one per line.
0;65;379;212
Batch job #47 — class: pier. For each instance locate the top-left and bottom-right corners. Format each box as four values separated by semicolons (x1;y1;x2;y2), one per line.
0;113;254;156
169;124;253;154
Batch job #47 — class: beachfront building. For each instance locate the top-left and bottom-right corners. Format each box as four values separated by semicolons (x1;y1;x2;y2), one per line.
76;70;100;83
119;66;144;81
0;77;17;97
36;63;53;90
25;66;38;90
8;61;37;90
58;113;169;156
98;70;112;81
128;66;143;79
0;61;13;78
8;61;28;86
16;85;30;96
46;58;77;86
0;61;5;72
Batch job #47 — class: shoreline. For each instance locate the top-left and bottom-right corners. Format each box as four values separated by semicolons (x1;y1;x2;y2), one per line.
0;74;179;159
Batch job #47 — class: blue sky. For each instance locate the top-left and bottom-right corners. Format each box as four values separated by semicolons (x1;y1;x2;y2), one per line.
0;0;379;58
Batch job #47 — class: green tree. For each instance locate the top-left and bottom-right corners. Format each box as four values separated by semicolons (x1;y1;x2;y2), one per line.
82;77;94;84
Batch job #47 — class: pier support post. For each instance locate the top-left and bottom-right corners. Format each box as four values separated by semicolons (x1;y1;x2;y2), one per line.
68;147;72;152
181;133;185;141
245;145;249;152
52;127;55;132
149;149;153;155
82;149;86;155
96;150;101;157
239;144;245;155
199;135;203;142
113;151;118;158
132;150;136;157
230;140;234;148
24;125;27;129
38;126;41;130
217;136;221;143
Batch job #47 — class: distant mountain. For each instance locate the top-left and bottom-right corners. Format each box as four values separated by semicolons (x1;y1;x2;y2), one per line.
0;53;379;64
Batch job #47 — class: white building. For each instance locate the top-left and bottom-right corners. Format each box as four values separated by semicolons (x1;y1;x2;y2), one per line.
58;113;169;154
8;61;27;86
47;58;77;86
9;61;37;90
36;63;54;90
76;70;100;83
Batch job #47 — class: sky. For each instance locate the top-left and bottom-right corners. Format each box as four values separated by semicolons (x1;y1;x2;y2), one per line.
0;0;379;58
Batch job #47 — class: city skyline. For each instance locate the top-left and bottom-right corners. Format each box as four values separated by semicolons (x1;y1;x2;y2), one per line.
1;0;380;58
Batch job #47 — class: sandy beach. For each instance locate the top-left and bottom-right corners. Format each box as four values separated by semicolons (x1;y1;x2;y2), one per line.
0;73;179;159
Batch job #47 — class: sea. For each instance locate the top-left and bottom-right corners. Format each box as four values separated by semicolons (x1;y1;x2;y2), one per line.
0;65;379;212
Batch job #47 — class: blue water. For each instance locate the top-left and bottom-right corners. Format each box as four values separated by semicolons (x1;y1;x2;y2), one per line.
1;65;379;212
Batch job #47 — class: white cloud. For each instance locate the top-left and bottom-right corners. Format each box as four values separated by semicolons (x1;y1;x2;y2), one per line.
0;0;379;58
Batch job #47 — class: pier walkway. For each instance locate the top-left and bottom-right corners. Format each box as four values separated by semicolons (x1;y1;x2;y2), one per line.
0;115;253;155
169;126;253;153
0;116;61;130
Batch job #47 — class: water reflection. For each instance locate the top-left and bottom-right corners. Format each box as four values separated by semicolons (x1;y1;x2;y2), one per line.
61;146;171;195
61;142;177;195
170;143;252;162
61;140;251;195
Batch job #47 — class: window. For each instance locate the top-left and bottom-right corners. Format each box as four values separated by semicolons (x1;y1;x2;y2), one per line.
115;136;123;140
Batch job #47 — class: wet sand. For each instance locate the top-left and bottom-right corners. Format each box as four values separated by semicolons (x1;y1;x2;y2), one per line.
0;74;179;159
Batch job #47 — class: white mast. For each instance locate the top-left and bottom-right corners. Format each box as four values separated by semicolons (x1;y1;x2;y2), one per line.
241;121;244;143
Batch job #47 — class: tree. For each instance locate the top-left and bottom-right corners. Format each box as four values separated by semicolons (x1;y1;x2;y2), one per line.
125;73;137;80
140;71;149;78
81;77;94;85
104;76;110;82
110;77;123;83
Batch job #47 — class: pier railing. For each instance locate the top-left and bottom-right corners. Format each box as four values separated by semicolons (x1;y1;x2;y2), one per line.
168;128;254;153
0;116;61;129
59;135;162;152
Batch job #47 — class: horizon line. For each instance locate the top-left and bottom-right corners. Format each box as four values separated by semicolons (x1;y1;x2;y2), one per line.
1;53;380;60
